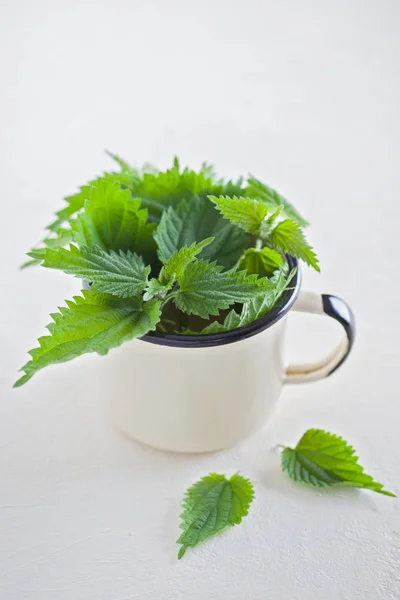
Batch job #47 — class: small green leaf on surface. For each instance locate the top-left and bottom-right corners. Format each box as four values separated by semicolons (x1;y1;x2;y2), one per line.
177;473;254;559
280;429;396;497
40;244;151;298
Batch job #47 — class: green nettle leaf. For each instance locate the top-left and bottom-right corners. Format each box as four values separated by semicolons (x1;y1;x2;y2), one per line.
133;159;246;222
154;196;250;269
72;179;156;261
24;247;47;262
47;185;92;233
161;239;214;281
14;291;161;387
143;279;171;302
47;171;137;233
208;195;269;234
246;177;308;227
20;258;43;269
177;473;255;559
142;240;215;302
39;244;150;298
199;309;242;334
238;247;284;277
281;429;395;497
208;194;318;271
270;219;319;271
197;266;293;334
23;170;140;268
132;160;223;222
23;228;76;268
239;268;296;327
173;260;267;319
44;228;75;249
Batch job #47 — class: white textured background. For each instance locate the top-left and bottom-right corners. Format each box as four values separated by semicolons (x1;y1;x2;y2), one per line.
1;1;399;598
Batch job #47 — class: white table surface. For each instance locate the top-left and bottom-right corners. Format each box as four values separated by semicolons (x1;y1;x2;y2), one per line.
1;1;399;598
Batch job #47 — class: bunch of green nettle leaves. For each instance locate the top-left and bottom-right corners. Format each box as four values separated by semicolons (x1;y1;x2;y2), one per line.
15;153;320;387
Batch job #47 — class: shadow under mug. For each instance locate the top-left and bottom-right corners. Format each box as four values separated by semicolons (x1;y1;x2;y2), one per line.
95;257;355;453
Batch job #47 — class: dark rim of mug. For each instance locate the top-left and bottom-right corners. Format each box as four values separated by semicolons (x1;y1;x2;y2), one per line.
140;255;301;348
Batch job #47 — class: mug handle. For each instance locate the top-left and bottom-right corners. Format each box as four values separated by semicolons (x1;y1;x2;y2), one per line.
285;290;355;383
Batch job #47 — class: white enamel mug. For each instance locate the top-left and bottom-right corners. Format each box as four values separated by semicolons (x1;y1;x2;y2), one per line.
99;259;355;453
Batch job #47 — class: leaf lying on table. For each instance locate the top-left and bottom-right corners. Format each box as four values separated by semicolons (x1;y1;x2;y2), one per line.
280;429;395;497
177;473;254;559
14;291;161;387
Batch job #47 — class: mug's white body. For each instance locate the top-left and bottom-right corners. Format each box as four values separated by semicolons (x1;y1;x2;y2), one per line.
98;287;353;453
102;318;288;452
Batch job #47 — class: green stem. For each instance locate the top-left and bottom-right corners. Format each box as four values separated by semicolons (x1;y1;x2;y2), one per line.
161;292;176;309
